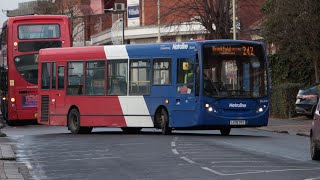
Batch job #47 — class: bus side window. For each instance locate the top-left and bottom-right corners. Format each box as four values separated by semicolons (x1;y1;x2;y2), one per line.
41;63;50;89
177;58;194;94
52;62;56;89
58;66;64;89
129;59;151;95
86;61;105;96
153;58;171;85
67;62;84;96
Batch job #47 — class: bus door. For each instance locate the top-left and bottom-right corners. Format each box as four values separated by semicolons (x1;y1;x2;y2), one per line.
172;55;199;127
49;62;66;125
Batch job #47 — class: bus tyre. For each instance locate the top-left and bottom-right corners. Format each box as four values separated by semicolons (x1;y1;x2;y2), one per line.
220;128;231;136
311;134;320;160
160;109;172;135
68;109;92;134
121;127;142;134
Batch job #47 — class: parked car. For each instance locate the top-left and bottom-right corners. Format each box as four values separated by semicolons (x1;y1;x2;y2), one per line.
295;85;320;119
310;99;320;160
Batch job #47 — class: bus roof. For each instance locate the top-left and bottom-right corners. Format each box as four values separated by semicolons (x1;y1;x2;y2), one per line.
39;40;264;61
7;15;69;24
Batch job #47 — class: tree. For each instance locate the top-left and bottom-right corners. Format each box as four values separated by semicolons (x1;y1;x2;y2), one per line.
158;0;233;39
262;0;320;83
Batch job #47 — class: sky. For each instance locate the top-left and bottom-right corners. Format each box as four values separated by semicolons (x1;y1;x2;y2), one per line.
0;0;30;25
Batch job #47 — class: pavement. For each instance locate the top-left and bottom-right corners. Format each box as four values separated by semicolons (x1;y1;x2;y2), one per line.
258;116;312;137
0;115;312;180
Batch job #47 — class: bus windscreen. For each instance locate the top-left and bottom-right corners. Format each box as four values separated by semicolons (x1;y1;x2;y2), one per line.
202;43;267;98
18;24;60;39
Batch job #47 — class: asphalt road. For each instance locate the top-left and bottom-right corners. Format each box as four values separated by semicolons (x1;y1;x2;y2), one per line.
2;125;320;180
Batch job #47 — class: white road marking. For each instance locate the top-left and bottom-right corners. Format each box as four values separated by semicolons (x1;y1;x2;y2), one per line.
115;143;145;146
212;160;268;163
172;149;179;155
305;177;320;180
202;167;320;176
171;141;176;147
180;156;196;164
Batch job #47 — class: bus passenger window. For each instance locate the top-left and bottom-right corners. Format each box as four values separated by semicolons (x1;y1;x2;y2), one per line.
41;63;50;89
107;60;128;96
58;66;64;89
52;62;56;89
129;59;151;95
153;58;171;85
86;61;105;96
67;62;84;96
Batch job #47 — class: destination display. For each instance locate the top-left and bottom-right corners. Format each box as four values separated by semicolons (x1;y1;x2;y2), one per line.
212;45;255;56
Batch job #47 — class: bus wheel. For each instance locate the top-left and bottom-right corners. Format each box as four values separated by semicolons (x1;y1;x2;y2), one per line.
121;127;142;134
160;109;172;135
68;108;92;134
220;128;231;136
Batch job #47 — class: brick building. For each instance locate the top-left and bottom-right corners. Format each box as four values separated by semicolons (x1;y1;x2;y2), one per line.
6;0;266;45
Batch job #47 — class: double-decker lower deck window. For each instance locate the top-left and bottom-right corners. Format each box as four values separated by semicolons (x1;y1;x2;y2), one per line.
67;62;84;95
41;63;50;89
58;66;64;89
86;61;105;95
130;59;151;95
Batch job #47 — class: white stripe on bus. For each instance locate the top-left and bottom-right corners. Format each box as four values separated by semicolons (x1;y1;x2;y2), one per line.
118;96;154;127
103;45;128;60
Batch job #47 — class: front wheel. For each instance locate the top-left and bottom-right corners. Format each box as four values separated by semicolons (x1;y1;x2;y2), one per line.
220;128;231;136
68;108;92;134
160;109;171;135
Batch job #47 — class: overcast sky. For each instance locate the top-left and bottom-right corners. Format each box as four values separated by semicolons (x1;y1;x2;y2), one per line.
0;0;30;25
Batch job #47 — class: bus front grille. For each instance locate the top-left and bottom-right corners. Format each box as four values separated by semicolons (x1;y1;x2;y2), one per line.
41;95;49;122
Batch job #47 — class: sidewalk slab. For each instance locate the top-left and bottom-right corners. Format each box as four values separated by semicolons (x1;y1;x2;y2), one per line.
0;145;16;160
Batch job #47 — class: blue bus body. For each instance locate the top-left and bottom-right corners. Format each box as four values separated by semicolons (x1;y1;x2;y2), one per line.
126;40;269;130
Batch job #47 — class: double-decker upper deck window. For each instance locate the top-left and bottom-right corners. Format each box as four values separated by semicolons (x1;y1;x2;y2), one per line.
130;59;151;95
18;24;60;39
153;58;171;85
67;62;84;96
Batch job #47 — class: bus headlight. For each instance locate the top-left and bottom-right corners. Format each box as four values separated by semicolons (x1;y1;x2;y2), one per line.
10;98;15;102
205;104;217;113
2;97;6;100
257;105;267;113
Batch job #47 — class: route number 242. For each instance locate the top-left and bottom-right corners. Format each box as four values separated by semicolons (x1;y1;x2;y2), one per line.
242;46;255;56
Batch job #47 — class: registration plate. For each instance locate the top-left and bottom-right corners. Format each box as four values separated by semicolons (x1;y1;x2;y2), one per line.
230;120;247;125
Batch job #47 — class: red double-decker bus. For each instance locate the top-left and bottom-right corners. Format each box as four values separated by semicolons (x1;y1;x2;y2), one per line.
0;15;71;125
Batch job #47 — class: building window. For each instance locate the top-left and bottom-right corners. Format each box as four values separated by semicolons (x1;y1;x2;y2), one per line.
86;61;105;95
107;60;128;96
67;62;84;95
130;59;151;95
41;62;50;89
153;58;171;85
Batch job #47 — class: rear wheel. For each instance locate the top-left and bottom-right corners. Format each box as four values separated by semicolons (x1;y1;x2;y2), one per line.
311;133;320;160
220;128;231;136
160;109;171;135
121;127;142;134
68;108;92;134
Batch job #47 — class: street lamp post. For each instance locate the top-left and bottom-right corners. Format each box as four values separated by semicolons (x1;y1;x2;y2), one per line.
105;8;126;44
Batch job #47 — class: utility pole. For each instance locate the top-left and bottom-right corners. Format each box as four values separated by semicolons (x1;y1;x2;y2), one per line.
232;0;236;40
157;0;161;43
